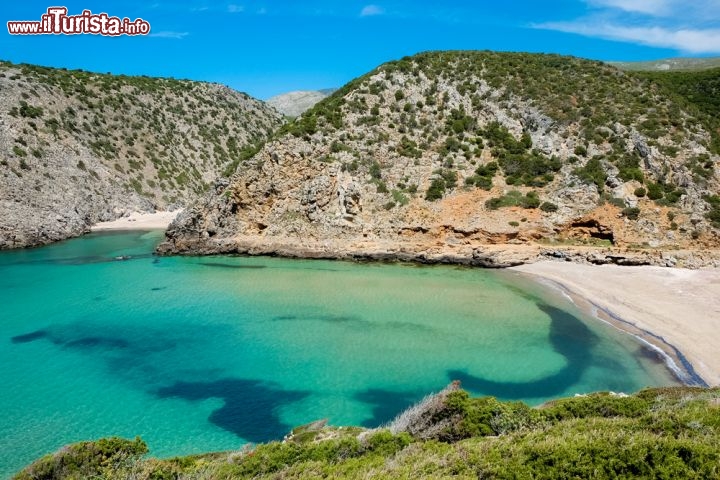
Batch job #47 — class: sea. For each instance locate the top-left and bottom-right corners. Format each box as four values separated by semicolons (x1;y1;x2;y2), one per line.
0;230;680;477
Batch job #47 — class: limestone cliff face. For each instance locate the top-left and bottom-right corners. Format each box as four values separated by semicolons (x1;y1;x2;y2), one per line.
159;52;720;263
0;62;283;249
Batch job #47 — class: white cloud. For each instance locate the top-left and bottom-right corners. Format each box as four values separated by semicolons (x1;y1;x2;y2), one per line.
148;31;189;39
538;0;720;54
585;0;673;16
227;4;244;13
360;5;384;17
538;21;720;53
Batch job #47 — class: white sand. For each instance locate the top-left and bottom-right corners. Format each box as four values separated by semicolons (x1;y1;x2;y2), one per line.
91;210;182;231
513;261;720;386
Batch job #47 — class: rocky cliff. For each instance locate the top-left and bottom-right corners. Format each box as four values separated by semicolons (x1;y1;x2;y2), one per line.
159;51;720;265
0;61;283;249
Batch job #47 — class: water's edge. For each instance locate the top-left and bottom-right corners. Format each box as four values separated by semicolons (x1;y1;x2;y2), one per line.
516;273;707;388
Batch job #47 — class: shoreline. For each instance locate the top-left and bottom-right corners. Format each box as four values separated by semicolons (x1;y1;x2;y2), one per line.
525;274;705;387
157;234;720;269
512;261;720;387
91;210;182;232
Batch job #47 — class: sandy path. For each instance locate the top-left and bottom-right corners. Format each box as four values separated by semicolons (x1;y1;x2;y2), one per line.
512;261;720;386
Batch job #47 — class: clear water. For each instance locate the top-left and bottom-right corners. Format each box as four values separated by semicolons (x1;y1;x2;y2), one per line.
0;231;679;477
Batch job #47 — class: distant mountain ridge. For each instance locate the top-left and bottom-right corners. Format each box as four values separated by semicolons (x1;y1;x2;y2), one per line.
612;57;720;71
267;89;336;117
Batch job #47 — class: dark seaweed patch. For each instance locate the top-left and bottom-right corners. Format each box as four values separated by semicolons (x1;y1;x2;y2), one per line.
11;330;48;343
156;378;309;443
64;336;130;350
354;388;423;428
447;303;610;399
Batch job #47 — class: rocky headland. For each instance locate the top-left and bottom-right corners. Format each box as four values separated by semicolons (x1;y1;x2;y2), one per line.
159;52;720;268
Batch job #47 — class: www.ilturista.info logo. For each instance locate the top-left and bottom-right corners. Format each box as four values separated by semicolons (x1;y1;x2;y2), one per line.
7;7;150;36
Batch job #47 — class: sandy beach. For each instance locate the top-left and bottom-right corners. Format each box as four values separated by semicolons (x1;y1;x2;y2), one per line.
91;210;182;232
513;261;720;386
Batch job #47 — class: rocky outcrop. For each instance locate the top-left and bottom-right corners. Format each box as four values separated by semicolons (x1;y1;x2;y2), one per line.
0;62;283;249
159;52;720;265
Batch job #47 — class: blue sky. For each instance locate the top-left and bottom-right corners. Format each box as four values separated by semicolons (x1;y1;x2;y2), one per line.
2;1;720;99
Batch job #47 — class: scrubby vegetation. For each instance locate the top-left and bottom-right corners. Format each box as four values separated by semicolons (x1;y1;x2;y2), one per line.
705;195;720;228
635;68;720;154
486;190;541;210
0;60;282;208
271;50;718;231
16;386;720;479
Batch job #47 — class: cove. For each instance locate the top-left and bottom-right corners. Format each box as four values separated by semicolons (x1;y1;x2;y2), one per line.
0;230;680;478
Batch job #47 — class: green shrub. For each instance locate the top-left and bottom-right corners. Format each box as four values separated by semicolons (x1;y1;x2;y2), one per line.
14;437;148;480
438;168;457;189
369;161;382;180
574;157;607;191
646;182;664;200
486;190;540;210
634;187;647;197
392;189;409;206
425;178;446;201
397;136;422;158
446;107;475;134
366;431;412;456
615;154;644;183
622;207;641;220
540;201;558;212
12;146;26;157
704;195;720;228
18;100;43;118
541;393;650;421
467;161;498;190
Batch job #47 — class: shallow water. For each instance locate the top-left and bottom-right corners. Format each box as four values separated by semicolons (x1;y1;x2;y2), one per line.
0;231;679;477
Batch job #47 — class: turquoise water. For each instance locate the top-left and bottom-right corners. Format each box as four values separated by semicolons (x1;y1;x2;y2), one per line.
0;231;679;477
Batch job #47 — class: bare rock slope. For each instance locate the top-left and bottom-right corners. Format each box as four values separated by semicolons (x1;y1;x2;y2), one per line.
160;51;720;266
0;62;283;248
267;89;335;117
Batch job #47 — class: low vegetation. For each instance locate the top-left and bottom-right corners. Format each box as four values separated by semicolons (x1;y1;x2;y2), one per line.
16;386;720;479
0;61;282;208
268;51;718;243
